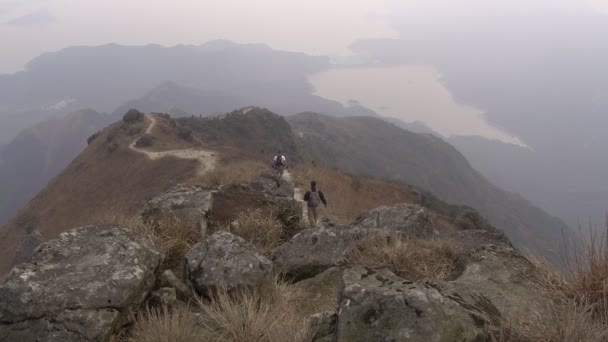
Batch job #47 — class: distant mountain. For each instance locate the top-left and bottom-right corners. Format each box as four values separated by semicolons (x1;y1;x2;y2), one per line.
0;108;575;277
0;41;375;143
289;113;575;263
450;135;608;230
0;109;114;224
382;117;438;135
113;82;249;117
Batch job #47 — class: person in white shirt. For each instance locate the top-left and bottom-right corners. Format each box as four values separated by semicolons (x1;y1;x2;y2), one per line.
272;150;288;177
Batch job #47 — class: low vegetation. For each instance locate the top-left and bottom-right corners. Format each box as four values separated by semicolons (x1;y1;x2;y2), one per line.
500;229;608;341
500;300;608;342
193;159;266;187
292;164;418;223
347;233;458;281
127;277;312;342
133;214;202;277
228;209;284;255
123;108;144;123
128;305;201;342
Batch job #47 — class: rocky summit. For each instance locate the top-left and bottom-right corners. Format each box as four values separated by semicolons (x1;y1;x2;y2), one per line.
0;158;557;341
0;225;160;341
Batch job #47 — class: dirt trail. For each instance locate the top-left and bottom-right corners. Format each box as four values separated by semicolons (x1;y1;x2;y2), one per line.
129;114;216;176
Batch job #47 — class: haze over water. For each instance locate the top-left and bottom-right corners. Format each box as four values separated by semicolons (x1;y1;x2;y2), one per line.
309;65;527;146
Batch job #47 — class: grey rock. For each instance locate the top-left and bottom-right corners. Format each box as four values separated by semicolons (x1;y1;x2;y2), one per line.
295;267;344;316
273;226;382;281
311;311;337;342
447;229;511;255
160;270;192;301
0;225;160;342
453;209;496;232
249;170;295;198
150;288;177;307
353;203;436;237
13;229;44;265
142;184;213;236
185;231;273;297
444;244;550;323
336;266;491;342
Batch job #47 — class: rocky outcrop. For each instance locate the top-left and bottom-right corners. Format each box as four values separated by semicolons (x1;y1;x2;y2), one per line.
335;266;491;342
273;224;383;281
353;203;436;237
150;288;177;307
249;170;295;198
310;311;338;342
13;229;44;265
444;244;550;322
142;184;213;236
185;231;273;297
160;270;192;301
0;225;160;342
295;267;344;317
453;209;496;232
210;184;302;238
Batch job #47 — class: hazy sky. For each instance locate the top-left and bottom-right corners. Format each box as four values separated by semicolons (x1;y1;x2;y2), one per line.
0;0;398;74
2;0;608;142
2;0;608;74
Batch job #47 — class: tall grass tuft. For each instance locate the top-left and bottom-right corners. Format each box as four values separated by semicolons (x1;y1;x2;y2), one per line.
128;305;202;342
229;209;284;255
196;276;312;342
347;233;458;281
133;214;202;277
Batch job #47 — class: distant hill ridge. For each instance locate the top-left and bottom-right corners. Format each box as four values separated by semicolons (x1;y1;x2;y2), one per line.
0;108;574;278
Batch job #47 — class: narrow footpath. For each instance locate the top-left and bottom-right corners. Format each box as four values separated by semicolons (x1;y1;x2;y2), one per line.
129;114;217;176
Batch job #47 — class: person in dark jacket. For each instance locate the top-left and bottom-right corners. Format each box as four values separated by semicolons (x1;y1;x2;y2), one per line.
303;180;327;227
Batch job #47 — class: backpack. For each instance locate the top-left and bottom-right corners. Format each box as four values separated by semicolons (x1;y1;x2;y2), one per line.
308;191;321;207
274;155;285;167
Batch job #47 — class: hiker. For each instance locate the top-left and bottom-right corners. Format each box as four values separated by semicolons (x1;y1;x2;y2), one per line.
272;150;288;177
303;180;327;227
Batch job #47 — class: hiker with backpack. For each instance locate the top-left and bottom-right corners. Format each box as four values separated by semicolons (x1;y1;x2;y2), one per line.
272;150;288;177
304;180;327;227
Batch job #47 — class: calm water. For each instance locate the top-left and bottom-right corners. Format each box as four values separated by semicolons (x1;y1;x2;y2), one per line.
309;65;524;145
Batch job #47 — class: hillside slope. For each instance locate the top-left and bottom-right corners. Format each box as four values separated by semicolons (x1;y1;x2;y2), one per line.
289;112;574;262
0;109;114;224
0;113;202;277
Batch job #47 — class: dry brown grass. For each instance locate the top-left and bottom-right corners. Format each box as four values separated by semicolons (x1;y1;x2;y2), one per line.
228;209;284;255
502;229;608;342
0;120;200;279
529;230;608;316
128;305;202;342
193;158;266;187
132;214;202;277
498;300;608;342
347;233;458;281
196;276;313;342
292;165;422;224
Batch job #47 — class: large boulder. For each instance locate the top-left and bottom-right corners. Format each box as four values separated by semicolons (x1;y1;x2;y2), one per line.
273;224;383;281
335;266;491;342
210;184;302;238
444;244;550;323
249;170;295;198
353;203;436;237
142;184;213;236
13;229;44;265
310;311;338;342
0;225;160;342
295;267;344;317
185;231;273;297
